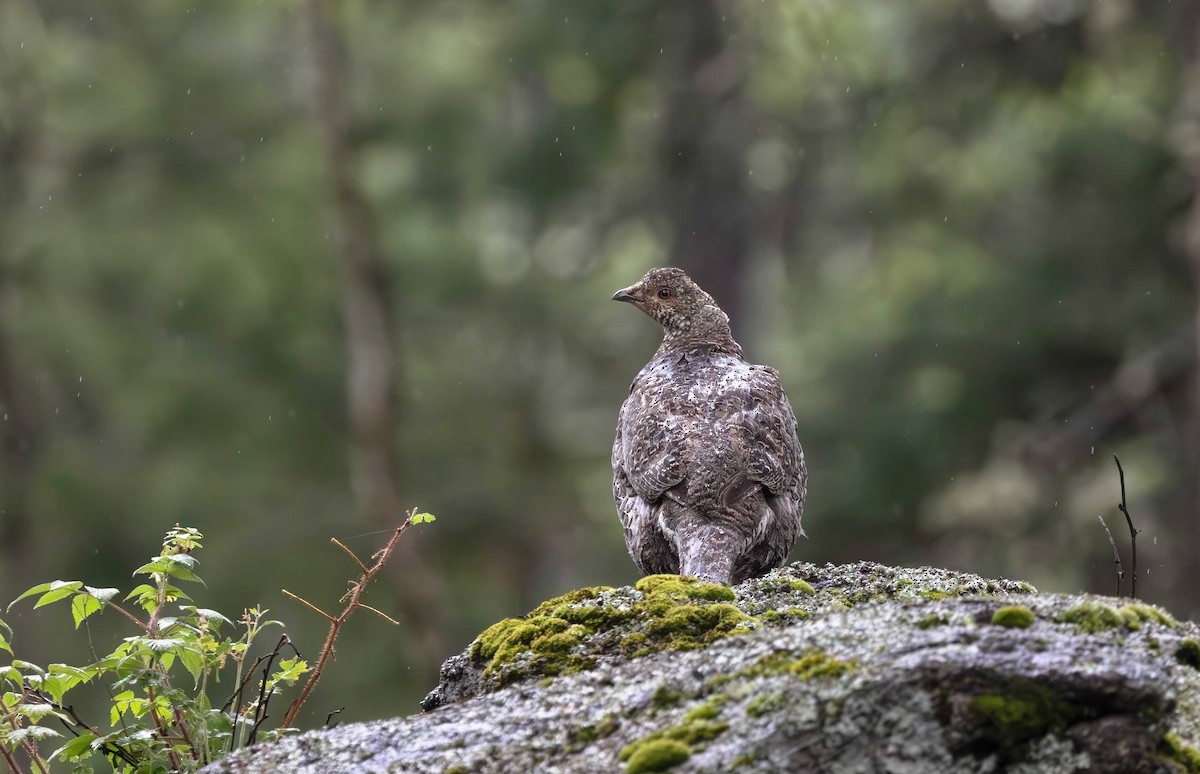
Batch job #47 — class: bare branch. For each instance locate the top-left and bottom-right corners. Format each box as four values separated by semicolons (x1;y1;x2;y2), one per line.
1097;514;1124;598
281;591;336;624
331;538;368;575
282;520;413;728
1113;455;1140;598
358;604;401;626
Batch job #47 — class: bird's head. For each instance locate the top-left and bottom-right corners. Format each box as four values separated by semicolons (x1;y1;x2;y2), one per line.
611;267;720;336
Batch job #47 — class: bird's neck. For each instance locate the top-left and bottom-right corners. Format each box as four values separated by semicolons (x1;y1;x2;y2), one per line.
658;304;744;359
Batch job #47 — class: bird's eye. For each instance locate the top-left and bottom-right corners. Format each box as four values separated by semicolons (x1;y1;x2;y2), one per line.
657;288;671;299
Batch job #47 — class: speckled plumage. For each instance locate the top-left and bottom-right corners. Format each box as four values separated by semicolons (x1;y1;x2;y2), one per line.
611;267;806;585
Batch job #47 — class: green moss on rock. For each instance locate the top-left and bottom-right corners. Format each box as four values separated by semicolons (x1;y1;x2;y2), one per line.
991;605;1035;629
758;607;810;625
969;685;1082;751
1056;601;1176;635
783;578;815;595
568;714;619;752
745;693;785;717
619;698;729;770
623;739;690;774
1176;639;1200;671
647;603;752;648
467;576;763;686
682;697;724;723
1160;732;1200;773
917;613;949;629
635;574;733;602
1057;602;1127;634
789;650;858;680
651;685;683;710
1119;603;1179;630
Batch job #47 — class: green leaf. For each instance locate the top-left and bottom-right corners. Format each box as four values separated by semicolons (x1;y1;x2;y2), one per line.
8;582;55;610
33;581;85;609
3;726;61;745
179;606;232;626
161;553;198;569
136;563;205;590
409;512;436;524
177;647;204;686
111;690;140;725
42;665;93;705
270;657;309;685
15;702;67;723
50;731;98;762
123;583;157;601
83;586;120;605
71;593;103;629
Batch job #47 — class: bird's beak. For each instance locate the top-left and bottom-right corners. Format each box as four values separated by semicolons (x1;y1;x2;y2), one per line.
612;286;639;303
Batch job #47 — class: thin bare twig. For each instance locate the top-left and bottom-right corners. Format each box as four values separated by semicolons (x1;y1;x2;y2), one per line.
357;604;400;626
281;591;335;623
281;518;411;728
332;539;368;575
1097;515;1124;598
1113;455;1140;598
246;635;289;746
246;685;274;746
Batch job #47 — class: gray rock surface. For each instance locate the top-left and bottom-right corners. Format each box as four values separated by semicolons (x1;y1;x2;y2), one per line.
202;562;1200;773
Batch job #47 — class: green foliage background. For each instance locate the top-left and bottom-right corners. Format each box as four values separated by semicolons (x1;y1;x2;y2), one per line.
2;0;1200;722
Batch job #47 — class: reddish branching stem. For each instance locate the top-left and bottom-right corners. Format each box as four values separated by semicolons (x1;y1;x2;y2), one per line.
280;518;411;728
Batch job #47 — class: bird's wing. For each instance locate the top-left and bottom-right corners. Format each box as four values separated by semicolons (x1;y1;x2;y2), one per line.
612;411;679;575
615;370;689;504
727;365;807;505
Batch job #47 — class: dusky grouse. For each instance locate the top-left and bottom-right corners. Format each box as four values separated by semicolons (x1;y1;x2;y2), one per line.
611;267;806;585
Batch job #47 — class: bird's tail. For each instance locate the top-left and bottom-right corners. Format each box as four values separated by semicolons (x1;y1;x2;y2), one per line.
674;514;742;586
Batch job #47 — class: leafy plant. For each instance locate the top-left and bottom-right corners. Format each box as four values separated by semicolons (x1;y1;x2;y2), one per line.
0;525;307;773
0;512;435;774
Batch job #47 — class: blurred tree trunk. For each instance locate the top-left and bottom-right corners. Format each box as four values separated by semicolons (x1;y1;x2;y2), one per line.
305;0;449;671
0;121;38;606
0;279;35;603
659;0;754;331
1179;2;1200;615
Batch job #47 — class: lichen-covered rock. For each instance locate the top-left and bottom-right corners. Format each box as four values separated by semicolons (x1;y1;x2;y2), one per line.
201;562;1200;774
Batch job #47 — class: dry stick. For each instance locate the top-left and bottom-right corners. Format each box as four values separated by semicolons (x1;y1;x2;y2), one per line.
280;519;412;728
246;638;290;746
1113;455;1140;598
222;635;300;753
246;685;275;745
1097;515;1124;598
221;654;273;716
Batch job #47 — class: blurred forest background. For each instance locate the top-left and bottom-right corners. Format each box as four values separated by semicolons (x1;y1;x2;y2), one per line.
3;0;1200;724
